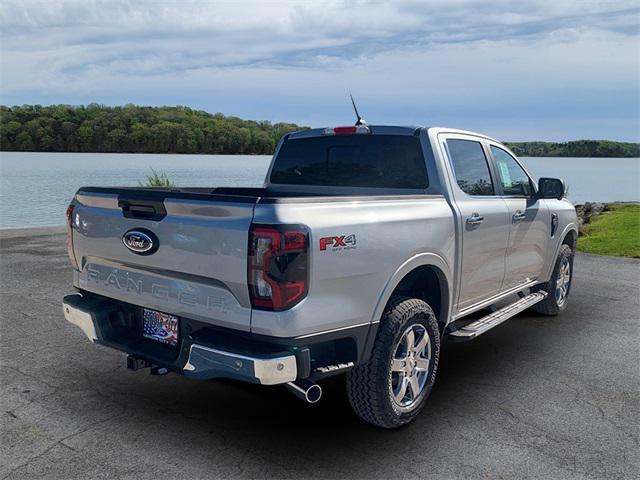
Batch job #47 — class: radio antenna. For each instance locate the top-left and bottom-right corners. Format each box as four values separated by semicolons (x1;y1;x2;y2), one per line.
350;94;367;126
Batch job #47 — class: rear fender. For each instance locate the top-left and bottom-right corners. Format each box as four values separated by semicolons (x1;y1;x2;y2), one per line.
371;252;453;330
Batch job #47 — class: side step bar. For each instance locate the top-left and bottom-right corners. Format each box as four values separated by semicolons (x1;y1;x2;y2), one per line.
448;291;547;341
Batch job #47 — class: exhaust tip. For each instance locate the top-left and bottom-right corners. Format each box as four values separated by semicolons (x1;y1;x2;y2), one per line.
305;384;322;404
285;380;322;404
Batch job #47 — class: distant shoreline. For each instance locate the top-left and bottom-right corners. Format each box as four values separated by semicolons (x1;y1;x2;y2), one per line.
1;150;638;159
2;105;639;158
0;151;271;156
0;225;66;238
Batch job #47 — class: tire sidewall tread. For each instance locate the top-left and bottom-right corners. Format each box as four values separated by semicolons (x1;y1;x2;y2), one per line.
532;244;574;316
346;296;440;429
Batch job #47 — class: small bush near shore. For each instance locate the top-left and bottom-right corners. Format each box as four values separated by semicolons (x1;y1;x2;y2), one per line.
578;204;640;258
139;168;174;187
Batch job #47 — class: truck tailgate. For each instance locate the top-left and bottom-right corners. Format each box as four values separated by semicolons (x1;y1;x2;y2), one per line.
71;188;256;331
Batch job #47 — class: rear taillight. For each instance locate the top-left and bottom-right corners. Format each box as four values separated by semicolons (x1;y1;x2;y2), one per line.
66;204;79;270
248;224;309;311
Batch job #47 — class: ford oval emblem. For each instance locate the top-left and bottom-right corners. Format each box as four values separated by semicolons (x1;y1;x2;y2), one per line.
122;229;158;255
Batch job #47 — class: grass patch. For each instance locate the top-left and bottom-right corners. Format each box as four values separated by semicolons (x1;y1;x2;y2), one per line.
139;168;174;187
578;204;640;258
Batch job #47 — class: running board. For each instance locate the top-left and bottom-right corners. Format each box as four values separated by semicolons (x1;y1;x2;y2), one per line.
447;291;547;341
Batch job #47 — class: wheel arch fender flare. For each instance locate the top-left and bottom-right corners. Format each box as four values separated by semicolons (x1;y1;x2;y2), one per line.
370;252;453;329
544;222;578;281
561;224;579;249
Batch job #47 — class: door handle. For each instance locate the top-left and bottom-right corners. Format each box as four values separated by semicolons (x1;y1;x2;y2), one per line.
513;210;526;222
466;213;484;226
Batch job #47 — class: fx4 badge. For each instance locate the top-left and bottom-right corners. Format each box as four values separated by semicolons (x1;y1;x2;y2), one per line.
319;234;357;251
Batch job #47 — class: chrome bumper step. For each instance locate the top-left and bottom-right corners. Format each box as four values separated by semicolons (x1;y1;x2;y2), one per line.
183;344;297;385
448;291;547;341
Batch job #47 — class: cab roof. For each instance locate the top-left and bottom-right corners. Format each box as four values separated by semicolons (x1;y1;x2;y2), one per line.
287;125;500;144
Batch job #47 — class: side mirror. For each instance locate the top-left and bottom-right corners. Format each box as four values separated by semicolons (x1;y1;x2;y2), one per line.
538;177;566;200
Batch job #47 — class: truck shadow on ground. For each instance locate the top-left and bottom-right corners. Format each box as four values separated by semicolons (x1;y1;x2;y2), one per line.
97;314;555;474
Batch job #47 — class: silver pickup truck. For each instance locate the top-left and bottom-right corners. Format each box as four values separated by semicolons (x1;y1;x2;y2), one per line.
62;125;578;428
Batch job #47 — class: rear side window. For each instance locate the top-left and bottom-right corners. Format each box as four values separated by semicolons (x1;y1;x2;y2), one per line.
270;135;428;189
446;139;494;196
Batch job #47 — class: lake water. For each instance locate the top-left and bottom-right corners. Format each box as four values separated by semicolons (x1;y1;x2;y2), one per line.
0;152;638;229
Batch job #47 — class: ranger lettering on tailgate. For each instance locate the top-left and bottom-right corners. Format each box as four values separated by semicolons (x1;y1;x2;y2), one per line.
84;265;228;313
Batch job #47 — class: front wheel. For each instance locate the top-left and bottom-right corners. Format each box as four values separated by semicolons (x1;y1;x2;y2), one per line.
346;296;440;428
531;244;574;315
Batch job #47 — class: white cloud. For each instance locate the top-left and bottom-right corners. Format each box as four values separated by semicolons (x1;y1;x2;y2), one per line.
0;0;638;140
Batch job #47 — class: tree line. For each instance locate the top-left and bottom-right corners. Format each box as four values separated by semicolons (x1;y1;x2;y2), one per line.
1;104;638;157
0;104;304;154
504;140;639;158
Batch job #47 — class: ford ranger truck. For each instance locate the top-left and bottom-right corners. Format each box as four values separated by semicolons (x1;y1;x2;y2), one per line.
62;125;578;428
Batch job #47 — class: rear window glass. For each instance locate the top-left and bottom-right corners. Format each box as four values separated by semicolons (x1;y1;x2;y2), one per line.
270;135;428;189
446;139;494;196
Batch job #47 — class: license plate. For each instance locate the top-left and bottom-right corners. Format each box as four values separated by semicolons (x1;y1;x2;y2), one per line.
142;308;179;347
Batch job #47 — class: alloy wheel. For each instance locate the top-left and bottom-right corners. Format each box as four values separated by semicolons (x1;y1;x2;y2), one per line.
555;257;571;307
389;323;431;412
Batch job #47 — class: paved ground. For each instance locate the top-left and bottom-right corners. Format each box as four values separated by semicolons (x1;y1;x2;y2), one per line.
1;227;638;480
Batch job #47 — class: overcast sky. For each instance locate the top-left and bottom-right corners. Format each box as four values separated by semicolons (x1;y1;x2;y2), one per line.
1;0;638;141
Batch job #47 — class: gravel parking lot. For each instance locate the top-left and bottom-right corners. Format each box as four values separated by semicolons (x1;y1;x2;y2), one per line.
1;227;638;479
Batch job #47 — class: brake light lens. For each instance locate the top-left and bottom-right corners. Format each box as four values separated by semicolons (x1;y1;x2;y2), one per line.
248;225;309;311
323;125;371;135
66;204;79;270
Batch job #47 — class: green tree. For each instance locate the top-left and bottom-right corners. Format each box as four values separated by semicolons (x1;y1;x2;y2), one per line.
3;104;636;157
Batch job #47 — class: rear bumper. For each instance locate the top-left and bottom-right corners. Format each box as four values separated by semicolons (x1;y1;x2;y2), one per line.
62;293;297;385
62;292;374;385
182;344;296;384
63;301;99;341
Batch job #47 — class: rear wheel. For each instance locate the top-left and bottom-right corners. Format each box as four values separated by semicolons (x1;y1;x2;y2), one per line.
346;296;440;428
531;244;574;315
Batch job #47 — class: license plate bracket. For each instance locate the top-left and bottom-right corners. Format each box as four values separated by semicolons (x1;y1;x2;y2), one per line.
142;308;179;347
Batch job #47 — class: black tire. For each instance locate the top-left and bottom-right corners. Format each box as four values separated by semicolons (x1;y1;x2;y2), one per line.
531;244;574;316
346;296;440;428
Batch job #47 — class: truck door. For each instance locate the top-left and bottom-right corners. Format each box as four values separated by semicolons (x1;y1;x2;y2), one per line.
442;136;510;311
488;144;551;289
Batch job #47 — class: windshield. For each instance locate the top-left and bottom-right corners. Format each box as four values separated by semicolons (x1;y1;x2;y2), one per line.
270;134;428;189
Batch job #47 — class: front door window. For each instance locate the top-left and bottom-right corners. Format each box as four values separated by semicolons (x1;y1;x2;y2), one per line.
490;146;533;196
